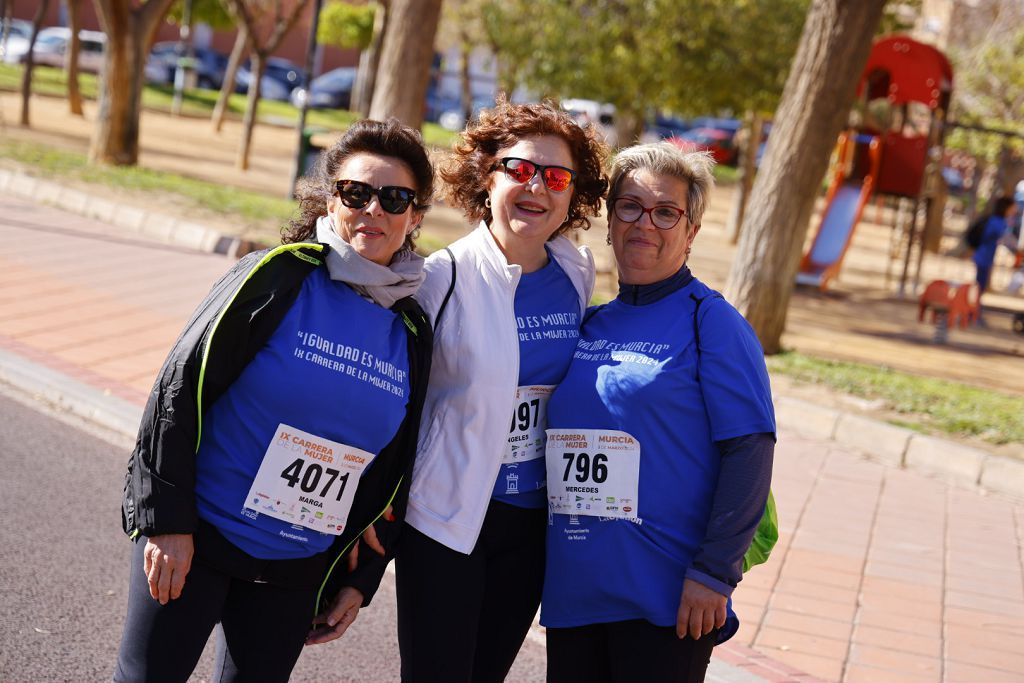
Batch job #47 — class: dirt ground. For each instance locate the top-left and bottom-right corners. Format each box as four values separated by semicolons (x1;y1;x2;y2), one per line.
3;92;1023;413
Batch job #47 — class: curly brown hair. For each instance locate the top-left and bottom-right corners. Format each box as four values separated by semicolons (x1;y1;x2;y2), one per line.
441;97;608;238
283;118;435;249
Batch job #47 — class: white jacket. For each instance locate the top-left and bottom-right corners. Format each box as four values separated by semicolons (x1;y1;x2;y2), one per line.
406;222;596;553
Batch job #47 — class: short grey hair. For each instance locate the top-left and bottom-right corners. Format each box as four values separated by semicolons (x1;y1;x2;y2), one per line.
607;142;716;225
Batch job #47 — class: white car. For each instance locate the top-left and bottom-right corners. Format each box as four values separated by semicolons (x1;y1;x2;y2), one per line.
2;26;106;72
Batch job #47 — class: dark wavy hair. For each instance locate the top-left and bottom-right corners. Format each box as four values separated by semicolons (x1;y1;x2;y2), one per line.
993;196;1016;218
440;96;608;238
283;118;435;249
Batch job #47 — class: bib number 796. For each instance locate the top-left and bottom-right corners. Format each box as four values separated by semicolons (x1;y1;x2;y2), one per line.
561;452;608;483
280;458;350;501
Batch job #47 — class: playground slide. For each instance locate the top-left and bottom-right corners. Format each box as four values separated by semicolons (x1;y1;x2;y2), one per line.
795;180;874;290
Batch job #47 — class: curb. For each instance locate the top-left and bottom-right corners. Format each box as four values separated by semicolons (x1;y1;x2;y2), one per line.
0;347;141;440
4;167;1023;501
775;396;1024;499
0;167;256;257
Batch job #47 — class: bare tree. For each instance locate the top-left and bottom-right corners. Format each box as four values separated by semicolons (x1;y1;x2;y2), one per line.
350;1;386;117
90;0;177;165
66;0;83;116
724;0;888;353
211;24;250;133
227;0;311;170
19;0;49;126
725;112;764;243
368;0;442;129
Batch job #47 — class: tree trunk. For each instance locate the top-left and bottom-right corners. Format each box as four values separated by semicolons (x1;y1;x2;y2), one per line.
227;0;310;169
368;0;442;128
459;31;472;123
236;50;263;170
212;23;248;133
90;0;175;165
726;111;763;244
19;0;49;126
66;0;83;116
724;0;887;354
351;0;386;117
613;109;643;150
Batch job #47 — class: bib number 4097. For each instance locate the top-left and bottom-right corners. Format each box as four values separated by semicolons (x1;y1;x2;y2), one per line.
279;458;350;501
561;452;608;483
510;397;541;433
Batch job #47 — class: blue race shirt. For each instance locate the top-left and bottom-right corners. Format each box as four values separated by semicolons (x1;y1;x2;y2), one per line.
492;255;580;508
194;267;411;559
540;279;775;628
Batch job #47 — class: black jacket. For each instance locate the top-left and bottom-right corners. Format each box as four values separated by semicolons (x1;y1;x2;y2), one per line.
121;243;433;613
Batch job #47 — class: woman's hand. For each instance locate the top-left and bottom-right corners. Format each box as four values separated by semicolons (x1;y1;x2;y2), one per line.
676;578;726;640
306;587;363;645
144;534;194;605
345;507;394;571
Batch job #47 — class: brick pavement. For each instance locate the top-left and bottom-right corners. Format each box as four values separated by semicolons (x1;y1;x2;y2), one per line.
3;196;1024;682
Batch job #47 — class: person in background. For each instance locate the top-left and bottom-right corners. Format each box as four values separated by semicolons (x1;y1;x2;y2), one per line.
396;98;608;682
114;119;434;683
541;142;775;683
973;196;1020;324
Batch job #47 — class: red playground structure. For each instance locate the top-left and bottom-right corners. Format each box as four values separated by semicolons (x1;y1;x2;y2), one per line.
796;36;954;292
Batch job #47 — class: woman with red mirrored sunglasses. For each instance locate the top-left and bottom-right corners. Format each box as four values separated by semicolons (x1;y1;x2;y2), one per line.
114;119;436;683
395;97;608;682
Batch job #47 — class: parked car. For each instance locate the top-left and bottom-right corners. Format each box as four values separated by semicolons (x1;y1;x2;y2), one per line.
688;116;742;135
648;114;692;140
146;42;228;90
2;27;105;72
0;17;31;41
236;57;304;101
290;67;357;109
667;127;739;165
436;96;495;131
1;19;34;64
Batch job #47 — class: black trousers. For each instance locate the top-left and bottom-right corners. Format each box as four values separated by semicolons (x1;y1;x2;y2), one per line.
546;619;718;683
113;534;321;683
396;500;547;683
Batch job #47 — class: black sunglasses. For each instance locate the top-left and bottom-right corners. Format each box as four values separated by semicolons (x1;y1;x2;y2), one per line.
334;179;417;214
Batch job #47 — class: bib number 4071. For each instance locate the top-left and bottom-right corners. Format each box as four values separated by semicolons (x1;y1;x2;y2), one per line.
279;458;350;501
562;452;608;483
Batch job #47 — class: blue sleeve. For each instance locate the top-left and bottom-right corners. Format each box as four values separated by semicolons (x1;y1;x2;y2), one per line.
695;298;776;442
686;432;775;593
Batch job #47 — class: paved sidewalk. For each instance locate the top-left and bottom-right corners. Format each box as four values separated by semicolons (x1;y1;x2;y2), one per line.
3;197;1024;682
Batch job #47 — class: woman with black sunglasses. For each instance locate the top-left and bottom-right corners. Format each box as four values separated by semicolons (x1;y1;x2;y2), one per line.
393;98;608;682
114;119;435;683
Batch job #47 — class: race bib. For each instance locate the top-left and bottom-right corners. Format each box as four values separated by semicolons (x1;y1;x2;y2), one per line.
502;385;554;465
545;428;640;520
244;424;373;535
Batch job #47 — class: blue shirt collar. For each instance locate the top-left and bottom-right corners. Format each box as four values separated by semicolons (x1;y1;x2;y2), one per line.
617;265;694;305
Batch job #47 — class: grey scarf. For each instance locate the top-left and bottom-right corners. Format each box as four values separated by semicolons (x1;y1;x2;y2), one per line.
315;215;425;308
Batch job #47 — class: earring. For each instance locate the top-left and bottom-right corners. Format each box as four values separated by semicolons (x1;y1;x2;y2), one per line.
606;233;612;245
686;247;691;255
485;197;492;208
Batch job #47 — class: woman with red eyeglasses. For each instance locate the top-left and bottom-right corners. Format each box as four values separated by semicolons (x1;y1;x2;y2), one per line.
395;98;608;682
114;119;435;682
541;143;775;682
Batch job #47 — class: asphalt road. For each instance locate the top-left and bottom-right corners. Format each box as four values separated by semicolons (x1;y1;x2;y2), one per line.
0;387;547;682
